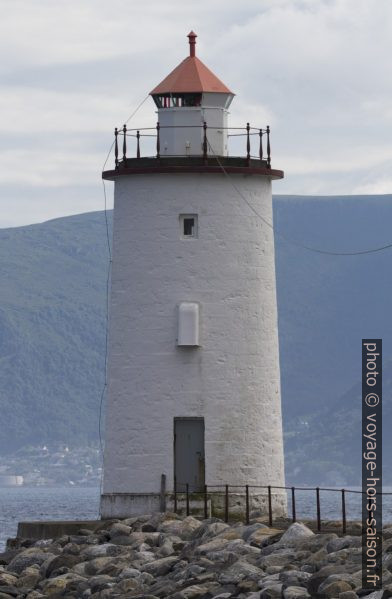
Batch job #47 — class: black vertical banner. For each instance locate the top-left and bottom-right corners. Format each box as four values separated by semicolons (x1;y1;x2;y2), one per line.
362;339;382;589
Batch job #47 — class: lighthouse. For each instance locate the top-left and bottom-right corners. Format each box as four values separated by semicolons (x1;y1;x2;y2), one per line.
101;32;286;518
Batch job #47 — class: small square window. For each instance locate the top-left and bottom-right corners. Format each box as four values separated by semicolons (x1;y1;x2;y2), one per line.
180;214;198;239
183;218;194;236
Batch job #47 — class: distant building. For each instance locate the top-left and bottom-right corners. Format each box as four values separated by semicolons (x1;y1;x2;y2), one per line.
101;32;286;517
0;475;23;487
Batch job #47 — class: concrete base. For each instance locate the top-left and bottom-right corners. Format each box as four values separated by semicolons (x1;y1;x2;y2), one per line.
100;493;166;519
100;491;287;520
16;520;107;540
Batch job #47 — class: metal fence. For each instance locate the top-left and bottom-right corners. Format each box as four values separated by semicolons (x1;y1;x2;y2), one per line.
111;123;271;168
171;482;391;534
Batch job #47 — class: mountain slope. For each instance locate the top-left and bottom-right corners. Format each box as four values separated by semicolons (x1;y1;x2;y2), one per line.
275;194;392;420
0;212;111;450
0;195;391;483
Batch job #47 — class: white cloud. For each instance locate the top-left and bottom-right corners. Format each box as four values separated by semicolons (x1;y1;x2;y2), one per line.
0;147;101;186
0;191;113;229
280;146;392;176
353;179;392;195
0;87;125;133
0;0;391;226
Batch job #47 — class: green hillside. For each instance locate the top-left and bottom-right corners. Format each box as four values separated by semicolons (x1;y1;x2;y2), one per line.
0;212;110;450
0;196;391;484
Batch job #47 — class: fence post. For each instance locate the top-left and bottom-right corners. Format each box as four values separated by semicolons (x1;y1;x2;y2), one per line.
174;478;177;513
204;485;208;519
203;121;208;163
114;128;119;168
136;130;140;159
341;489;346;535
291;487;296;523
266;125;271;168
122;124;127;162
268;486;273;527
259;129;263;161
225;485;229;523
156;122;160;159
245;485;250;525
246;122;250;163
159;474;166;512
186;483;190;516
316;487;321;532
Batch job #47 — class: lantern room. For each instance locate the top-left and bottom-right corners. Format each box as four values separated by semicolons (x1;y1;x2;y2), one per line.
150;31;234;157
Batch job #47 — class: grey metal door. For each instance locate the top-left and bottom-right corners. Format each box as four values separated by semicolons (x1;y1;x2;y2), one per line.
174;418;205;492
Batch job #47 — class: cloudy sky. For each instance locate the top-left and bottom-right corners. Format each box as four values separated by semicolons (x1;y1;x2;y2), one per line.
1;0;391;227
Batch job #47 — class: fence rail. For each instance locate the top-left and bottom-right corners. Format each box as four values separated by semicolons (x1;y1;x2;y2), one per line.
171;481;390;534
111;123;272;168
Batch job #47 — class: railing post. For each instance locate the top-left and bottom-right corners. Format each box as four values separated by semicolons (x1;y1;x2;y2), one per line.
225;484;229;523
245;485;250;525
122;124;127;163
186;483;190;516
114;127;119;168
203;121;208;163
156;122;160;159
259;129;263;161
266;125;271;168
341;489;346;535
291;487;296;523
160;474;166;512
268;485;273;527
204;485;208;519
246;122;251;163
174;478;177;513
316;487;321;531
136;130;140;159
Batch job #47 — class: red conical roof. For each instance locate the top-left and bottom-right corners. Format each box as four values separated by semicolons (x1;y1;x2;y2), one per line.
150;32;233;95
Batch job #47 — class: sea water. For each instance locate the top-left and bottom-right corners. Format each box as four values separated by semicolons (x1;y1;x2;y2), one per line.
1;486;391;550
0;486;100;550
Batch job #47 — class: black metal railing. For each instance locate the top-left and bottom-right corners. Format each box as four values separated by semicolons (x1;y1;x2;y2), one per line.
171;482;392;534
111;122;272;169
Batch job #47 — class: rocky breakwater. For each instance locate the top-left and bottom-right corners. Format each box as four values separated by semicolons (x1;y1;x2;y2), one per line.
1;513;392;598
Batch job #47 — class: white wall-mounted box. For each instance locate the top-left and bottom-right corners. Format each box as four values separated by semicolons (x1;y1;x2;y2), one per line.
178;302;200;346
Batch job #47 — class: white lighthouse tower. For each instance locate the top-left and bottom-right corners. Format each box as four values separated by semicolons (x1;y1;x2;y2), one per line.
101;32;286;518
